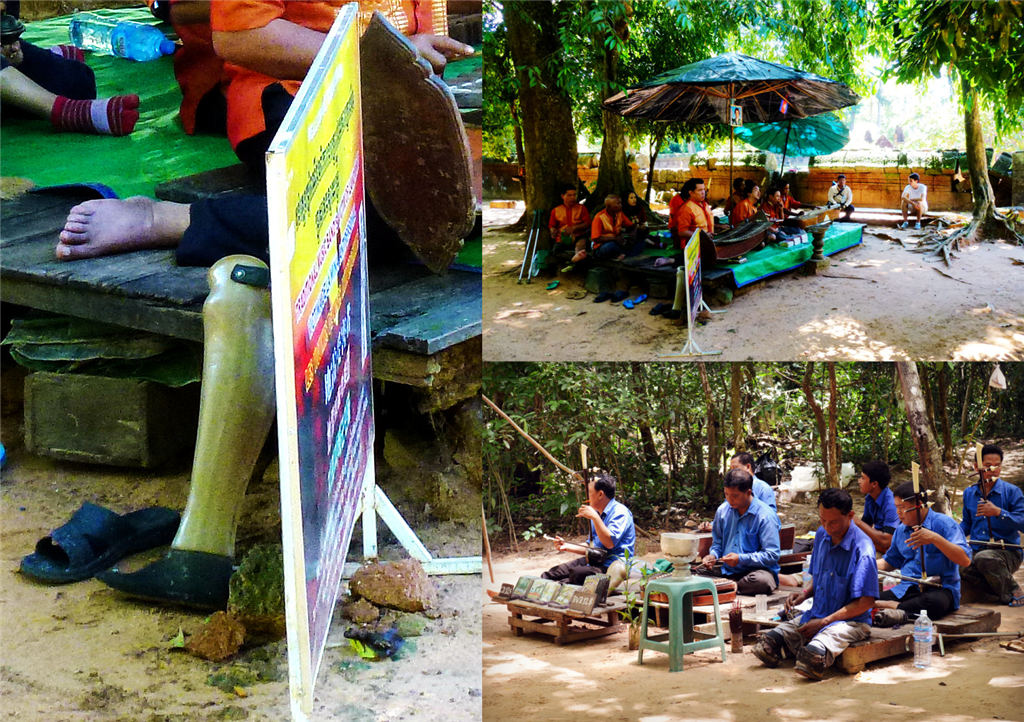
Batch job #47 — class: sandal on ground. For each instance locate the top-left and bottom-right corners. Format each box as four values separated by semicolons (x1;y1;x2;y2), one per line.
20;503;180;584
593;292;611;303
649;302;671;316
623;294;648;309
610;290;629;303
96;548;234;610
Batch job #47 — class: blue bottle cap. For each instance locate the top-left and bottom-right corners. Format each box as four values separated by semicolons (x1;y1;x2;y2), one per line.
160;38;176;56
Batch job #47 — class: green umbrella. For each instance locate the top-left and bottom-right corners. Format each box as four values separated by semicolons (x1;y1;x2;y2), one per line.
733;113;849;172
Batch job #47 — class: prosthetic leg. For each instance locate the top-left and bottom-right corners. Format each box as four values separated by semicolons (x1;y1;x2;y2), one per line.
98;256;276;609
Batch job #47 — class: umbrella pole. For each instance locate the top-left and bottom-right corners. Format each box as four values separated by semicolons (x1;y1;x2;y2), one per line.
779;121;792;181
729;126;734;195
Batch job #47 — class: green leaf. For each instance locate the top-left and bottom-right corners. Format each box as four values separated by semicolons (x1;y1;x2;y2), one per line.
349;639;379;660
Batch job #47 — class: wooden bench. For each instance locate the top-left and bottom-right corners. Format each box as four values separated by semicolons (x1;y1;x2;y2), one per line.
505;597;626;645
0;186;481;393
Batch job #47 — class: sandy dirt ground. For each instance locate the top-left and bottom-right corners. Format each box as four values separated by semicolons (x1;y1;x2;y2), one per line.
0;390;481;721
482;203;1024;362
481;445;1024;721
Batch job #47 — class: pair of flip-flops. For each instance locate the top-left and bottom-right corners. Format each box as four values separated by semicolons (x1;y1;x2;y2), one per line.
649;303;682;320
20;502;180;584
623;294;647;309
593;290;629;304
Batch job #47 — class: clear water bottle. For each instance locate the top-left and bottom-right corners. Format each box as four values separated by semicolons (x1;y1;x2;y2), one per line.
68;13;176;61
801;555;812;590
913;609;932;669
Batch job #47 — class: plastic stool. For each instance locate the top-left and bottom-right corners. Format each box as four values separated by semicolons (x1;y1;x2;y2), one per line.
637;576;727;672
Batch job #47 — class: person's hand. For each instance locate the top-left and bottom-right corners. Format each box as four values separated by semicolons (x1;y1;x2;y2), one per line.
720;553;740;567
798;617;828;641
784;590;804;613
1;40;23;66
576;504;600;523
701;553;717;568
976;500;1001;518
408;34;474;74
552;534;567;552
696;521;712;533
906;526;941;549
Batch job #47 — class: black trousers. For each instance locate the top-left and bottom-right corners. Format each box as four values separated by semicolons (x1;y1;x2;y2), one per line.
1;40;96;99
541;556;605;585
880;585;955;620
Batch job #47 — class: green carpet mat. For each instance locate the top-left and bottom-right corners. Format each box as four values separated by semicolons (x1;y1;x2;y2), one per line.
2;8;238;198
650;223;863;287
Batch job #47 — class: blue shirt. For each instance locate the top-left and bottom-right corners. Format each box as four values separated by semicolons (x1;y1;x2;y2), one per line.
589;498;635;566
803;523;878;627
752;475;777;513
710;496;780;579
959;479;1024;554
862;487;899;533
884;509;971;608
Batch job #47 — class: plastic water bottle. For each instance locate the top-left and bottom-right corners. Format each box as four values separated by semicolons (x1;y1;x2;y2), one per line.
69;13;176;61
913;609;933;669
802;556;812;590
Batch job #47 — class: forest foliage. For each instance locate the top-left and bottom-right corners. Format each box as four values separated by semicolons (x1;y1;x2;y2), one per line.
483;362;1022;541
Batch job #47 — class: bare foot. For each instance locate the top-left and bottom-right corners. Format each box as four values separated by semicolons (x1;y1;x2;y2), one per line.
56;196;191;261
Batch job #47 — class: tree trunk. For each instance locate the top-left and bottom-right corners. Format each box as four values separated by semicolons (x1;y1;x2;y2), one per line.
730;363;744;453
645;126;667;203
510;101;526;199
919;364;941;454
896;362;950;513
827;363;840;488
663;423;677;504
505;1;578;230
591;14;633;207
699;362;723;506
959;364;971;438
802;363;831;487
937;364;954;463
962;79;997;224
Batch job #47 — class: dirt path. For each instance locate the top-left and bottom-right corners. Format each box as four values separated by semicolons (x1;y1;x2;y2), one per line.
483;204;1024;361
0;400;481;721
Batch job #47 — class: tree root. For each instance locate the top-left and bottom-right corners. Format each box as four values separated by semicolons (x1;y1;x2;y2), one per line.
911;212;1024;266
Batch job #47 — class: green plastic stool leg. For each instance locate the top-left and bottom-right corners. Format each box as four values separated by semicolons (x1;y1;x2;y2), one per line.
637;586;651;666
668;586;684;672
710;586;726;661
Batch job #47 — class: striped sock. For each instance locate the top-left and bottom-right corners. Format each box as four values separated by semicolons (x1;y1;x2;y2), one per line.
50;95;140;136
49;44;86;62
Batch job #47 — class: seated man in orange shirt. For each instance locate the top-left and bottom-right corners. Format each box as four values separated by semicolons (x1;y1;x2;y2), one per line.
549;184;591;263
590;194;633;261
729;179;760;226
673;177;713;248
780;181;804;216
722;177;745;218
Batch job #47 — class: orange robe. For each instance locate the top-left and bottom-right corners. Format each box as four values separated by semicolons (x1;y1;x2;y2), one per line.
548;203;590;239
675;199;713;243
729;197;756;226
590;209;633;249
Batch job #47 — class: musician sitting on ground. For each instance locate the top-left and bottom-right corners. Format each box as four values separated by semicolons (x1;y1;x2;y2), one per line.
701;468;780;595
959;444;1024;607
672;177;713;249
872;481;971;626
728;179;760;226
780;182;804;216
752;488;877;680
541;472;636;585
852;460;899;554
826;174;854;221
589;194;634;261
548;183;591;263
760;187;803;244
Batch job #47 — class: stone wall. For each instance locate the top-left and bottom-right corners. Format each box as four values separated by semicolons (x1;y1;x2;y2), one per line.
626;164;977;211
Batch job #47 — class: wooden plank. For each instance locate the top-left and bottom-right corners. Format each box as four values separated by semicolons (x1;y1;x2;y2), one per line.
368;271;481;354
836;606;1001;674
154;164;263;203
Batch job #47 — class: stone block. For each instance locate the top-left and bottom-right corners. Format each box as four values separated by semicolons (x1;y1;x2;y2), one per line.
24;372;199;467
585;267;615;294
